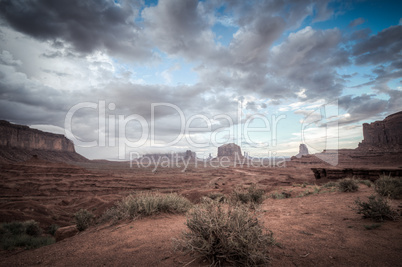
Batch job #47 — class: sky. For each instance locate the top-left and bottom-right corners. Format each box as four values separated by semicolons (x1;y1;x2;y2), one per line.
0;0;401;160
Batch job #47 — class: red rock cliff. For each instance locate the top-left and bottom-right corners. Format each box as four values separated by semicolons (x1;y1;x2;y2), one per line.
0;120;75;152
0;120;87;163
358;111;402;151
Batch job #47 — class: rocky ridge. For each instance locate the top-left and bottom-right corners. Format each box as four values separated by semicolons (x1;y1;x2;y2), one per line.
0;120;87;163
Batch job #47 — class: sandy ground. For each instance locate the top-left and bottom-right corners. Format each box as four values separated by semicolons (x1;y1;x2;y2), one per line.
0;159;401;266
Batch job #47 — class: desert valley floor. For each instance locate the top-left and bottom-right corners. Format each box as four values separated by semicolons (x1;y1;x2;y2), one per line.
0;158;401;266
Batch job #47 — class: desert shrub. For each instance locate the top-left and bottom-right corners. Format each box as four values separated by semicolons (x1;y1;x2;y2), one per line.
338;178;359;192
1;234;54;250
24;220;42;236
176;202;274;266
231;184;265;204
2;221;26;235
358;179;373;188
102;192;192;222
48;224;59;236
375;175;402;199
74;209;94;231
0;220;54;250
1;220;42;236
271;191;291;199
353;195;399;222
322;181;338;188
207;192;226;203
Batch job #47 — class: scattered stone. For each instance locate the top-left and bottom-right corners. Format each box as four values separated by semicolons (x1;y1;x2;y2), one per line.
55;225;79;242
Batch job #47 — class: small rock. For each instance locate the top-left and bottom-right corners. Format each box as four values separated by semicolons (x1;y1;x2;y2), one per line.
55;225;79;242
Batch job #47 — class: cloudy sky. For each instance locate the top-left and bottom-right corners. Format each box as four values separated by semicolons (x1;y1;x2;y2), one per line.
0;0;401;160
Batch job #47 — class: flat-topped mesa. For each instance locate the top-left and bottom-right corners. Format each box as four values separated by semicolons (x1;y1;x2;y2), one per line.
0;120;75;152
217;143;242;158
0;120;87;163
358;111;402;152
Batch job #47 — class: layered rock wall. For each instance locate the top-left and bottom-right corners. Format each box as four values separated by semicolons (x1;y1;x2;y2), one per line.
358;111;402;151
0;120;87;163
0;120;75;152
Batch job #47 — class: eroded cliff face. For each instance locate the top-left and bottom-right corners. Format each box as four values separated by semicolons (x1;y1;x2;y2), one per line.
0;120;75;152
358;111;402;151
0;120;87;163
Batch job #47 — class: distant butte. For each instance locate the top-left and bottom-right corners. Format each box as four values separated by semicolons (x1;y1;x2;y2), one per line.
217;143;243;158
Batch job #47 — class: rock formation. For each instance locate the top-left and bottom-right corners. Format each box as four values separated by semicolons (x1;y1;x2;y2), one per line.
217;143;242;158
358;111;402;152
0;120;74;152
294;144;309;158
0;120;87;163
290;111;402;168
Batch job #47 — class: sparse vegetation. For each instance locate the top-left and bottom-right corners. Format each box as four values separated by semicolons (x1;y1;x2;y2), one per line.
207;192;226;203
0;220;55;250
338;178;359;192
101;192;192;222
353;195;399;222
231;184;265;204
375;175;402;199
271;191;291;199
297;189;313;198
48;224;59;236
322;181;338;188
75;209;94;231
176;201;274;266
358;179;373;188
364;223;382;230
24;220;42;236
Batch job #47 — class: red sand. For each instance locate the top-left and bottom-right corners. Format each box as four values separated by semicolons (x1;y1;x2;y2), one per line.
0;160;401;266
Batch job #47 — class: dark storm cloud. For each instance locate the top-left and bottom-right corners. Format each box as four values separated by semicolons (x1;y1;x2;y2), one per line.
270;26;349;99
0;0;151;60
349;25;402;115
353;25;402;65
143;0;210;55
338;94;390;124
143;0;338;103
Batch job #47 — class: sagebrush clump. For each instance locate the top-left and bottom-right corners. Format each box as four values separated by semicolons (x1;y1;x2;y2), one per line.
375;175;402;199
338;178;359;192
74;209;94;231
353;195;398;222
176;201;274;266
207;192;226;203
101;192;192;222
231;184;265;204
0;220;54;250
